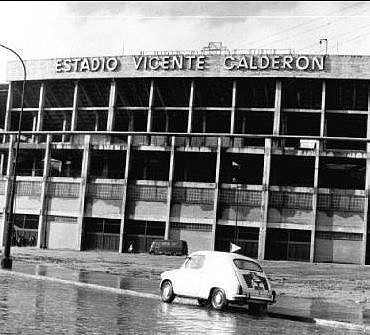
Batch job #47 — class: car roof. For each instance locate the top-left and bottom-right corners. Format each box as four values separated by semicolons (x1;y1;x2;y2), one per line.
189;250;261;265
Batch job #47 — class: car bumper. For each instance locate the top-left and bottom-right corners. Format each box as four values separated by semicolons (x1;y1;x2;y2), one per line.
231;290;276;304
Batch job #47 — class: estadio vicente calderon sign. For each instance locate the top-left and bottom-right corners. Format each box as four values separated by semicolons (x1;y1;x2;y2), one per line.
55;54;325;73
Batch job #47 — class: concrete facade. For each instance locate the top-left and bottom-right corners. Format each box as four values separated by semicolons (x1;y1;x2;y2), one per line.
1;50;370;264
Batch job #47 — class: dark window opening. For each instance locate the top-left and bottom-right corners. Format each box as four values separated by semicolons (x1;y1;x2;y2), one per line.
116;79;151;107
265;228;311;261
49;149;83;177
45;80;75;108
194;78;232;107
89;150;126;179
220;153;264;184
76;109;107;131
270;156;315;187
17;150;44;176
326;79;368;111
236;78;275;108
130;151;170;180
319;157;365;190
282;79;322;109
78;79;110;107
13;81;41;108
174;152;216;183
154;78;190;107
326;113;366;150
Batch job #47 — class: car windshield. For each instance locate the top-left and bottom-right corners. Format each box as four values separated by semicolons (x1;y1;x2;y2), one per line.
233;259;262;272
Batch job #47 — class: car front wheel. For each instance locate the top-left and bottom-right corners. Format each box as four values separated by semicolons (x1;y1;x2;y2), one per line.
160;280;175;303
210;289;228;310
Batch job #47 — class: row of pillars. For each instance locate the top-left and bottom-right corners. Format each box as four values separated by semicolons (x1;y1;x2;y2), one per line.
1;130;369;263
2;79;370;263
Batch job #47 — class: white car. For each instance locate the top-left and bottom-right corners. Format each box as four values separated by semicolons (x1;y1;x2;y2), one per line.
160;250;276;313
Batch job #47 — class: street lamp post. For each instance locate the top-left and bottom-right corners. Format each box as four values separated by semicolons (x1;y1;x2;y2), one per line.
0;44;26;269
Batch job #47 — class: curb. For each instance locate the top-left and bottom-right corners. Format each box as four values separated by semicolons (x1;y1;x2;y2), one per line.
1;269;369;332
269;312;370;332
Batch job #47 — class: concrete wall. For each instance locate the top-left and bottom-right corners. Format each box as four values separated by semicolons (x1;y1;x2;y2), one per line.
14;196;41;213
170;228;213;254
47;198;80;217
170;203;214;222
316;211;364;233
126;201;167;221
9;55;370;81
268;208;313;224
314;238;362;264
85;199;122;219
47;219;79;250
218;205;261;223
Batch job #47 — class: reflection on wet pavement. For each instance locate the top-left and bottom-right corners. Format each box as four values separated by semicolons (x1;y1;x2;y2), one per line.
9;263;370;330
0;272;363;335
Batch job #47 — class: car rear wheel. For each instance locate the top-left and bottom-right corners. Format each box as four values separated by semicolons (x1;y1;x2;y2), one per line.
161;281;175;303
210;289;227;310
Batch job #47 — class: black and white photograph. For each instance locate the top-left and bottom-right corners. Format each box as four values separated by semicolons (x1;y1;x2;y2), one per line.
0;1;369;334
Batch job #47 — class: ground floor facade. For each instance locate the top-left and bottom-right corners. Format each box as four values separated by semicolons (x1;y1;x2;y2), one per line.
0;133;367;265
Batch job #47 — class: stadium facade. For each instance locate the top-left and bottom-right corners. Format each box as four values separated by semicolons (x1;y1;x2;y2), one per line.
1;44;370;264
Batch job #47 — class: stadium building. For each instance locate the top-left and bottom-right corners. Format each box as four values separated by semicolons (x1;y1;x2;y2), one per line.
1;43;370;264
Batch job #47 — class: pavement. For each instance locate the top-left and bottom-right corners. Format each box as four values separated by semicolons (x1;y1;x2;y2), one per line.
4;247;370;332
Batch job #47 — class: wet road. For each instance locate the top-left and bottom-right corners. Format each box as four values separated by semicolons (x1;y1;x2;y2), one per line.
0;264;366;334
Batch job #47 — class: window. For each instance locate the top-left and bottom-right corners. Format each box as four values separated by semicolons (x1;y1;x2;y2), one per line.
233;259;262;272
185;255;206;269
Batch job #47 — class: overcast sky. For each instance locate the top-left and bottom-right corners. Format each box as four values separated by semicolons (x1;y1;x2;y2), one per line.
1;1;370;82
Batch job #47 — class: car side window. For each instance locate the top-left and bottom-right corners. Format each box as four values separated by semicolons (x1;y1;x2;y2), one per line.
185;255;206;270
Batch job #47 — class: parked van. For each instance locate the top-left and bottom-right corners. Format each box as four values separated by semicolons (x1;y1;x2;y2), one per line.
149;240;188;256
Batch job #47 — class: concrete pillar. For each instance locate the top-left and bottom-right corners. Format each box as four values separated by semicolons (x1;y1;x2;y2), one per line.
71;81;79;131
310;140;320;262
1;135;15;246
31;113;37;143
62;111;67;143
320;81;326;150
187;80;195;145
362;83;370;265
76;135;91;250
119;135;132;253
230;80;237;134
258;138;272;260
164;136;175;240
37;134;51;248
146;79;154;132
107;79;117;131
0;154;4;176
211;137;222;249
273;80;282;136
36;82;46;132
4;82;13;132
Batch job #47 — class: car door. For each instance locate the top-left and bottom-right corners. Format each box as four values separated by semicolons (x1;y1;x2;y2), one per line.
174;254;206;297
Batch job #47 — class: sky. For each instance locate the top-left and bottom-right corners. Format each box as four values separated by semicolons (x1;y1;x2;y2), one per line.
1;1;370;82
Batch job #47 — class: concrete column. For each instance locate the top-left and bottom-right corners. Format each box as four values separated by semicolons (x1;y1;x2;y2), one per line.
71;81;79;131
119;135;132;253
320;80;326;151
1;135;15;246
37;134;51;248
164;136;175;240
310;140;320;262
107;79;117;131
230;80;237;134
61;111;67;143
146;79;154;132
36;82;46;131
211;137;222;250
31;113;37;143
4;82;13;132
76;135;91;250
0;154;4;176
187;80;195;145
258;138;272;260
273;80;282;136
362;83;370;265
